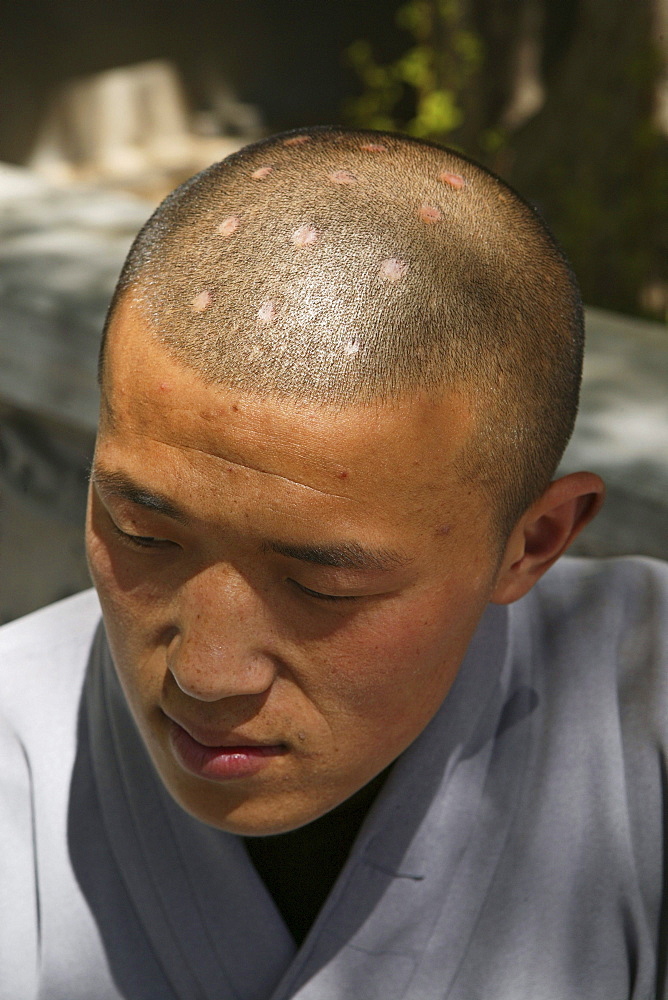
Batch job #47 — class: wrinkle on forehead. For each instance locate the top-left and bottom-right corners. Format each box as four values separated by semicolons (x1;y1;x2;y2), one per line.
103;426;362;505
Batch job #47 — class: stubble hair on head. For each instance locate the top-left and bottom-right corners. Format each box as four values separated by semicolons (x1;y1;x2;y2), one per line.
100;126;584;538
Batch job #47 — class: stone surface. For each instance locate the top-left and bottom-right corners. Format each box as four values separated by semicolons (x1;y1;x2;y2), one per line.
0;166;666;621
28;60;251;202
560;308;668;560
0;164;149;431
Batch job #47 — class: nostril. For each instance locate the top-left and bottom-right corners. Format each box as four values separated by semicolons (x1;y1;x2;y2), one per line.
170;667;200;698
167;641;276;702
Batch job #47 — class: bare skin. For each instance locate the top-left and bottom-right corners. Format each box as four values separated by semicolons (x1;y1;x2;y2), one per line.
86;297;604;835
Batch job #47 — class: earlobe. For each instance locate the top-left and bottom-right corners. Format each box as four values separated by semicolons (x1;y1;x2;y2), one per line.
491;472;605;605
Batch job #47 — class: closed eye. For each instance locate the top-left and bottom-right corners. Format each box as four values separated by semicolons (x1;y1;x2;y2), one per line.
111;524;176;549
290;580;360;602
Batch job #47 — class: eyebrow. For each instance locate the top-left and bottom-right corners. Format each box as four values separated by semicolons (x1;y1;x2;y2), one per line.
264;541;407;573
92;467;408;573
91;468;190;523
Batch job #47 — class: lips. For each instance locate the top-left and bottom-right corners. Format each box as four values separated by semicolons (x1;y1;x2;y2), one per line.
167;719;287;781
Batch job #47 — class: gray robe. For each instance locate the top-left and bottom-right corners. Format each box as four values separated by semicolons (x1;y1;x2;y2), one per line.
1;556;667;1000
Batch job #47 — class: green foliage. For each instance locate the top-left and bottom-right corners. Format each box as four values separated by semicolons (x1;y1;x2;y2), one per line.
344;0;667;322
345;0;481;143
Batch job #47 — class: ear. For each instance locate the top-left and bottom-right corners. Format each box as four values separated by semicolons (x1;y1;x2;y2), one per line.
491;472;605;605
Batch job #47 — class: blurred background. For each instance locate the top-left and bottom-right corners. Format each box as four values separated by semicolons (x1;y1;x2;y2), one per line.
1;0;667;622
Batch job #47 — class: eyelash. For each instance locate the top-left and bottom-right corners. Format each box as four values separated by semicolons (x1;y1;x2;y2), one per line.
111;524;172;549
291;582;358;603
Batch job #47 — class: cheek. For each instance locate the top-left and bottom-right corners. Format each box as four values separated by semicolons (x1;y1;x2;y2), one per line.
307;596;475;735
86;497;174;625
86;523;166;699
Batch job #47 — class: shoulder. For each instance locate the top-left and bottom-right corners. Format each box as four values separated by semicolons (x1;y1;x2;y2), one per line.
518;554;668;654
0;591;103;998
529;553;668;615
0;587;101;653
0;588;102;734
512;555;668;734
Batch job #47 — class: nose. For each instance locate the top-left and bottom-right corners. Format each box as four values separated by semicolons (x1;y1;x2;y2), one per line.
166;566;277;702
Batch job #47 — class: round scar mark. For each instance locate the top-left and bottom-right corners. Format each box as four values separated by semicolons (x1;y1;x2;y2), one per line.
438;171;465;189
419;204;442;223
379;257;409;283
329;169;357;185
360;142;387;153
191;290;213;312
217;215;240;236
291;224;318;248
343;337;360;356
283;135;311;146
257;299;277;323
252;165;273;179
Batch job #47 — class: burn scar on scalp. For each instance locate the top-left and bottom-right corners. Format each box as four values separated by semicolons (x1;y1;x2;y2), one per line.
329;170;357;185
419;204;442;224
217;215;240;237
361;142;387;153
439;171;465;189
257;300;277;324
343;337;360;356
379;257;409;283
252;165;273;179
291;224;318;248
283;135;311;146
191;290;213;313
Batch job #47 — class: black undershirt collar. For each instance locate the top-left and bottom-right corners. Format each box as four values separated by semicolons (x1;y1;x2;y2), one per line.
244;766;391;947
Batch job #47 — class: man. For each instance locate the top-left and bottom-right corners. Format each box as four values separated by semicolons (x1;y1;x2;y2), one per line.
0;126;666;1000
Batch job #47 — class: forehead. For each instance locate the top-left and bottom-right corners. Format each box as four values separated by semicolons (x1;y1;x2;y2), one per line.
99;299;482;526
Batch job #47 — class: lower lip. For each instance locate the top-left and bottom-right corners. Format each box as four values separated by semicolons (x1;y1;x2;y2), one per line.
168;722;286;781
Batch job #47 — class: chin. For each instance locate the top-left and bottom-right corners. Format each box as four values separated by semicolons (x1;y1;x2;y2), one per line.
161;773;313;836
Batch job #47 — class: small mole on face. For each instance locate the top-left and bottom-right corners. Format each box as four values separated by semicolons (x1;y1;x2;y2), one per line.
292;224;318;248
329;169;357;185
231;404;239;412
284;135;311;146
252;165;273;179
258;299;277;324
379;257;409;283
191;290;212;313
419;204;442;224
217;215;240;237
439;171;465;189
361;142;387;153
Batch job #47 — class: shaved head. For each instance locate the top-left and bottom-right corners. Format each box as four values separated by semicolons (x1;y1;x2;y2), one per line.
101;126;584;535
